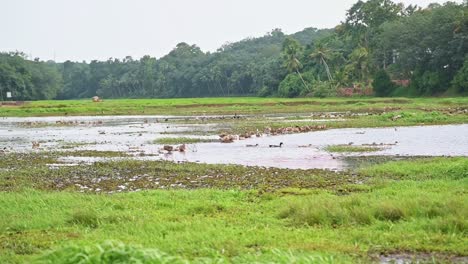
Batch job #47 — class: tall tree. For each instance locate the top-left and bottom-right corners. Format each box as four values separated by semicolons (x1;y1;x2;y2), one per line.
282;38;308;90
310;43;334;82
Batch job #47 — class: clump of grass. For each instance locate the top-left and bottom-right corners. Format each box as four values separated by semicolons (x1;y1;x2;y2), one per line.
38;241;351;264
67;209;100;228
153;137;216;144
360;157;468;180
374;203;405;222
60;150;130;158
187;203;226;215
39;241;180;264
379;111;448;123
278;182;465;228
325;145;382;153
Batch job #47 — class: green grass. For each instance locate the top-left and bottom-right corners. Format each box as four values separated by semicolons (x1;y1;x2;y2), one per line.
0;154;467;263
153;137;217;145
0;180;466;263
360;157;468;180
324;145;382;153
1;97;467;117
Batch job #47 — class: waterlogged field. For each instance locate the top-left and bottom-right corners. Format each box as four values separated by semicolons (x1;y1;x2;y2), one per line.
0;97;467;263
1;97;468;117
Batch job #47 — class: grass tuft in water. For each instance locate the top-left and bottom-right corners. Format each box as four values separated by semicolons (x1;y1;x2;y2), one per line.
153;137;217;144
325;145;382;153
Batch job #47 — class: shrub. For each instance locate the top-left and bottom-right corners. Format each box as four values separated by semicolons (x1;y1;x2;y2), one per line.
312;81;334;98
372;70;395;97
257;86;272;97
278;74;304;98
451;57;468;94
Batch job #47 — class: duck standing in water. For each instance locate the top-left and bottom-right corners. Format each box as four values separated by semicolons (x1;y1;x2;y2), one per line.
178;144;187;152
163;145;174;152
269;142;283;148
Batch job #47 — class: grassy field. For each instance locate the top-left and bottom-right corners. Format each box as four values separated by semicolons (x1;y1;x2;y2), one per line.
1;97;467;263
0;153;467;263
1;97;468;117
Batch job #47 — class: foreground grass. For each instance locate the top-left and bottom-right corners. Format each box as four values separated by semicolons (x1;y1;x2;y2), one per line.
1;97;467;117
0;156;467;263
0;181;466;263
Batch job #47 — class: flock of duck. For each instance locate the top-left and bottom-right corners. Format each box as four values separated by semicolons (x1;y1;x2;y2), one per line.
159;124;328;153
218;124;327;143
20;120;105;127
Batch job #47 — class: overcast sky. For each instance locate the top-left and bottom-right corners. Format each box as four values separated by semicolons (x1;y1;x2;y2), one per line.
0;0;462;62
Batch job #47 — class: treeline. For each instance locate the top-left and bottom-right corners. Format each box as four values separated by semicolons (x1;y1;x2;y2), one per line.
0;0;467;100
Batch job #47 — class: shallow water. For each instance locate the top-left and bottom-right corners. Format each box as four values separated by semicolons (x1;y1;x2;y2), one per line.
1;115;467;170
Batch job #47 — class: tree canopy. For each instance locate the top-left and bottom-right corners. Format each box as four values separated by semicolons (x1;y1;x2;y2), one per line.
1;0;467;100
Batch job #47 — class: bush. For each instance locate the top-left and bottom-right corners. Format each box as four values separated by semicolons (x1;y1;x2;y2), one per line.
257;86;272;97
372;70;395;97
278;74;306;98
451;58;468;94
312;81;335;98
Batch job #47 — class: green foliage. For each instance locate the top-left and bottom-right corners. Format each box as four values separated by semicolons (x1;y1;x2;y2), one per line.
278;74;305;98
451;57;468;94
372;69;395;96
0;52;62;100
1;1;467;99
312;81;335;98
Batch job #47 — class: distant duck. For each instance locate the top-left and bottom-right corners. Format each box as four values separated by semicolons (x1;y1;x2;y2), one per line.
32;141;40;149
298;144;312;148
178;144;186;152
246;144;259;147
269;142;283;148
163;145;174;152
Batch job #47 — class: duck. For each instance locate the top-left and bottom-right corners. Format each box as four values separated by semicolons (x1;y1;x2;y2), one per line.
178;144;186;152
298;144;312;148
246;144;259;147
220;135;235;143
163;145;174;152
269;142;283;148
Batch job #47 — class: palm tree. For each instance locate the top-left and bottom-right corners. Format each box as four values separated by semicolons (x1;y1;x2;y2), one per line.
310;44;334;82
349;46;370;81
282;38;308;90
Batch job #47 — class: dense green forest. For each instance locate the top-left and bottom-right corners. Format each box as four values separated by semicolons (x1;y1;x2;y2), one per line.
0;0;467;100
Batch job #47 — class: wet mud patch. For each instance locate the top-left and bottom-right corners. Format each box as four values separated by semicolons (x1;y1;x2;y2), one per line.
376;251;468;264
0;152;367;193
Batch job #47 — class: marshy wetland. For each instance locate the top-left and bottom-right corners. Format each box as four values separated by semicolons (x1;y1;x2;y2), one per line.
0;98;467;263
